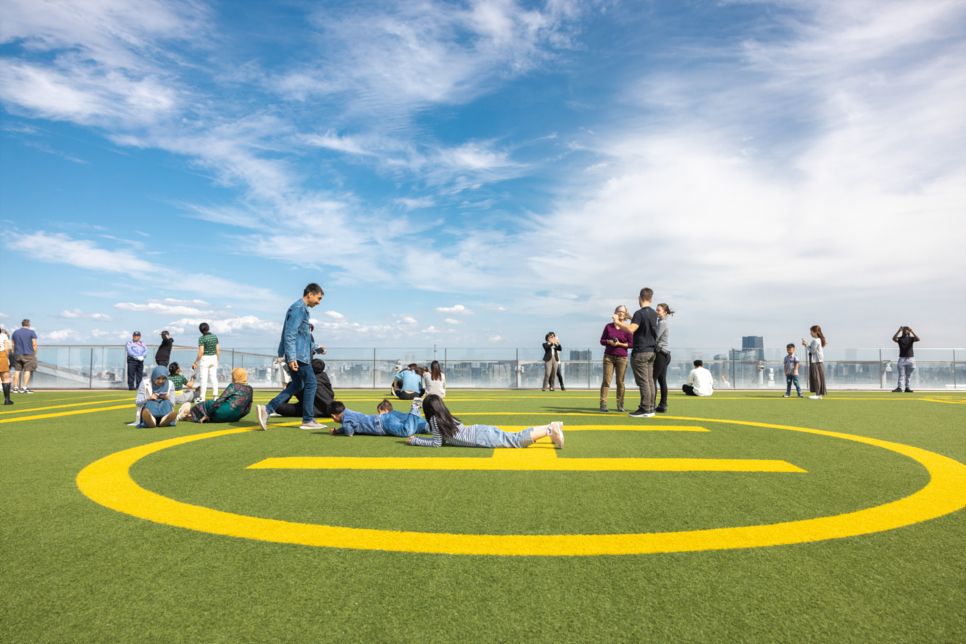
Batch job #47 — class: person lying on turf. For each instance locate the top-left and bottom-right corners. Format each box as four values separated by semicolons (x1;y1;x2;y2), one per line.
135;365;178;428
407;394;564;449
327;398;429;437
178;368;253;424
273;359;334;419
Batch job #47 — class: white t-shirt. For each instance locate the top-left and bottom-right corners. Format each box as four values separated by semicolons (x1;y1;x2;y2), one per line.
808;338;824;363
686;367;715;396
422;372;446;398
0;332;9;351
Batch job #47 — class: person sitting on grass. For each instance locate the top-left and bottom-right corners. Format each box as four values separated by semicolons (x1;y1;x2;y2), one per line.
327;398;429;437
168;362;201;405
682;360;714;397
178;368;253;424
391;363;424;400
274;359;334;419
407;394;564;449
135;365;178;428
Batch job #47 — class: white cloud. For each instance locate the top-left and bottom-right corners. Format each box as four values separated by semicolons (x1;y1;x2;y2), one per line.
488;335;503;342
0;312;9;319
57;309;114;321
44;329;84;342
436;304;474;315
394;197;435;210
164;315;281;335
150;298;210;307
444;318;463;325
91;328;133;340
114;302;210;316
324;311;345;319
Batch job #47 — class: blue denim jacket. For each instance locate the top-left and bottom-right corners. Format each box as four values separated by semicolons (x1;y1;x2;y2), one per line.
277;298;312;364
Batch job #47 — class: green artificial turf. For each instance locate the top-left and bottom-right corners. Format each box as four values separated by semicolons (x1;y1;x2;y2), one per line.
1;389;964;644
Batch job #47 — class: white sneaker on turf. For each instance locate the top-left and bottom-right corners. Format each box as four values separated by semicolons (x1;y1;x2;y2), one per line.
256;405;268;430
177;402;192;421
809;395;822;399
550;422;565;449
411;397;424;411
300;420;324;430
23;389;34;394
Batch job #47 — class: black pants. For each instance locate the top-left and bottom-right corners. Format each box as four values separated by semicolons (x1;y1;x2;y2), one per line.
276;401;304;417
556;366;565;390
682;385;698;396
394;390;418;400
155;358;169;367
127;359;144;390
653;352;670;406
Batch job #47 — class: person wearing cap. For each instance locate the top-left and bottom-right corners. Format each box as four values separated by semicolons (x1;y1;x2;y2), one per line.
155;330;174;367
126;331;147;390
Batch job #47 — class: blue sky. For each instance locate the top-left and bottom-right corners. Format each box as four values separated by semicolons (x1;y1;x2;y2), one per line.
1;0;964;350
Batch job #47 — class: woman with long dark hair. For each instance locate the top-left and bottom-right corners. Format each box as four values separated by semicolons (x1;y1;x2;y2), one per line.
653;303;674;413
408;394;564;449
422;360;446;398
802;325;827;399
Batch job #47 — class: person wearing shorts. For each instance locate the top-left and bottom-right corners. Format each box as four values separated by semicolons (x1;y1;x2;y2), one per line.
11;319;38;394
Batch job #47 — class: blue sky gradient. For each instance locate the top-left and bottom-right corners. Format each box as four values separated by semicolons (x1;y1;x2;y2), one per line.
1;0;964;349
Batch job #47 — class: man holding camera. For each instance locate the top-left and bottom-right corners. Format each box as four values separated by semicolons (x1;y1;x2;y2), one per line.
892;326;920;393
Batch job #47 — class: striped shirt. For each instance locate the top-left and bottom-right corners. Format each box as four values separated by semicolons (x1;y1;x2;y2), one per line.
409;417;480;448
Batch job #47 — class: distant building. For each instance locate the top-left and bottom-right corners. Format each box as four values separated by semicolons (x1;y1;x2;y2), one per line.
570;350;590;361
742;336;764;360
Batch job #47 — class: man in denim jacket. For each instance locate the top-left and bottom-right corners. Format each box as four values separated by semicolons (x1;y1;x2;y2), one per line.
258;283;325;430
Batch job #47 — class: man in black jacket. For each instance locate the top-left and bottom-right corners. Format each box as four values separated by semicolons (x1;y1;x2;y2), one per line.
155;331;174;367
274;359;334;418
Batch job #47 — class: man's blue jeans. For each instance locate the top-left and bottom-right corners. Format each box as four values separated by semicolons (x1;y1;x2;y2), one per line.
380;407;429;437
266;361;316;423
785;374;801;396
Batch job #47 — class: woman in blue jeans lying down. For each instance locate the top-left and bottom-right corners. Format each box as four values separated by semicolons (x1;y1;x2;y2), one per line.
407;394;564;449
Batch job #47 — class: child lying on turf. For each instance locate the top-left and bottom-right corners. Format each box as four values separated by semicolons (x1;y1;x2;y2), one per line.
327;398;429;437
407;394;564;449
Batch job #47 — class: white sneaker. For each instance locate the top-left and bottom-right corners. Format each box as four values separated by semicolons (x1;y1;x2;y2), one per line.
269;412;281;417
23;389;34;394
300;420;324;430
809;395;823;399
177;403;192;421
550;422;565;449
411;397;424;411
256;405;268;430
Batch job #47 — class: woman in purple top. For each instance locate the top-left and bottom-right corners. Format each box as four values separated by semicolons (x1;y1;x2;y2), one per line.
599;305;633;412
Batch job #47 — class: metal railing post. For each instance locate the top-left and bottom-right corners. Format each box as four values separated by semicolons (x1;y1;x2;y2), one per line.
89;348;93;389
372;348;376;388
879;349;882;389
587;348;591;389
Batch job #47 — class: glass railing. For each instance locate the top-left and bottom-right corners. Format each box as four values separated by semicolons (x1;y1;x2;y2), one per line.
17;346;966;390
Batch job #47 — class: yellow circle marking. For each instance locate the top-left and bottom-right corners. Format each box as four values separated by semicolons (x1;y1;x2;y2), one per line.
76;418;966;556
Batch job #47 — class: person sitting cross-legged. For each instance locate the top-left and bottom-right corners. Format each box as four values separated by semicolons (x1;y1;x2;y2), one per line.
391;364;423;400
407;394;564;449
135;365;179;428
178;368;253;424
167;362;201;405
682;360;714;397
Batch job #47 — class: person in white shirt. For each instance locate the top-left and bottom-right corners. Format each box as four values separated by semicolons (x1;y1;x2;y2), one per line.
802;325;827;399
683;360;714;397
422;360;446;398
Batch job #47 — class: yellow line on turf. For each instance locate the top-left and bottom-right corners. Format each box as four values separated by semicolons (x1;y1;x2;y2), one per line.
251;440;801;472
0;397;133;415
11;392;130;404
0;404;131;424
77;417;966;556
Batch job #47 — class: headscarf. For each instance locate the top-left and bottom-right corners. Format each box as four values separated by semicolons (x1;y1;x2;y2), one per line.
150;365;169;394
232;368;248;385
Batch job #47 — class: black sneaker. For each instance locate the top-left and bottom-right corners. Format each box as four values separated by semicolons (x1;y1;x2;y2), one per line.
629;408;652;418
655;405;667;413
904;388;914;393
617;404;625;412
892;387;902;393
561;386;566;391
3;400;12;405
600;404;608;412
